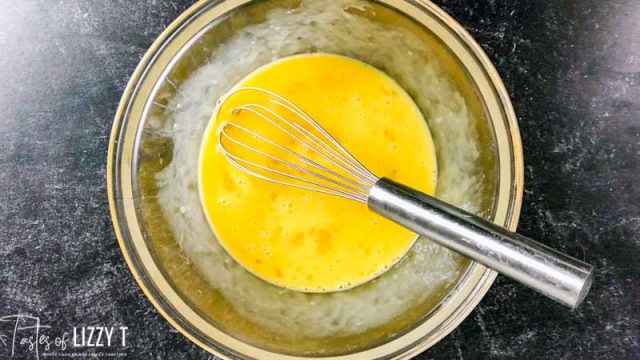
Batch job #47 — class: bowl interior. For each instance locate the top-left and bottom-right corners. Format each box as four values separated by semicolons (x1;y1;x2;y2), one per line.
111;0;520;358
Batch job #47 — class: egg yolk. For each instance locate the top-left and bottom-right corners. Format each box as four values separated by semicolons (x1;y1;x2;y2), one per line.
199;53;437;292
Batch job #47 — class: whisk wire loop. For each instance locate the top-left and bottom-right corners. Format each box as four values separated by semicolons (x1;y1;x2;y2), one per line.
269;99;378;184
221;123;369;195
230;104;371;191
216;87;377;203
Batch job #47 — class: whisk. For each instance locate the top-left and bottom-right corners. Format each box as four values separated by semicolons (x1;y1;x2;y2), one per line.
216;87;594;308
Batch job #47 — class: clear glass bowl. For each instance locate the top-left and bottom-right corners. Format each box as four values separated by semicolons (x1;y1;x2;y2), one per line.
107;0;523;358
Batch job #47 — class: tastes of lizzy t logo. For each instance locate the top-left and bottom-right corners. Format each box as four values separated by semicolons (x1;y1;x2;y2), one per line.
0;314;128;359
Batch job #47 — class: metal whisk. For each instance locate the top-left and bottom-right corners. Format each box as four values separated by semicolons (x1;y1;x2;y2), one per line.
216;87;594;308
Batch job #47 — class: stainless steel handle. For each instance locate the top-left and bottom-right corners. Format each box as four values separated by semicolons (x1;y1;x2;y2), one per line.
368;178;593;309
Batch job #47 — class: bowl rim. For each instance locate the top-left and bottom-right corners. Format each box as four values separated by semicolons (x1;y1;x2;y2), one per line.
107;0;524;358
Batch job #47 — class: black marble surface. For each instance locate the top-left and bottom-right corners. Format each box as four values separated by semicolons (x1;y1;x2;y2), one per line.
0;1;638;359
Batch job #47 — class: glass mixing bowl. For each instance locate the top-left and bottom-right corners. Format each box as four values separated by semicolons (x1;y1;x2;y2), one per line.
107;0;523;358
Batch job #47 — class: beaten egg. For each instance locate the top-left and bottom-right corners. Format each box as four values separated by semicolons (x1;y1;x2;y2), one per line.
199;53;437;292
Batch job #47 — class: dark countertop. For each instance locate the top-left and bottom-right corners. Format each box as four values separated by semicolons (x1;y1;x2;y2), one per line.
0;1;638;359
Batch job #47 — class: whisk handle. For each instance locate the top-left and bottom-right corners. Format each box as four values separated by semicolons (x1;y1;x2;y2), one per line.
367;178;593;309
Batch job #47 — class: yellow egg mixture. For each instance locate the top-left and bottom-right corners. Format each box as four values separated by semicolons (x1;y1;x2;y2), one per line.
199;53;437;292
